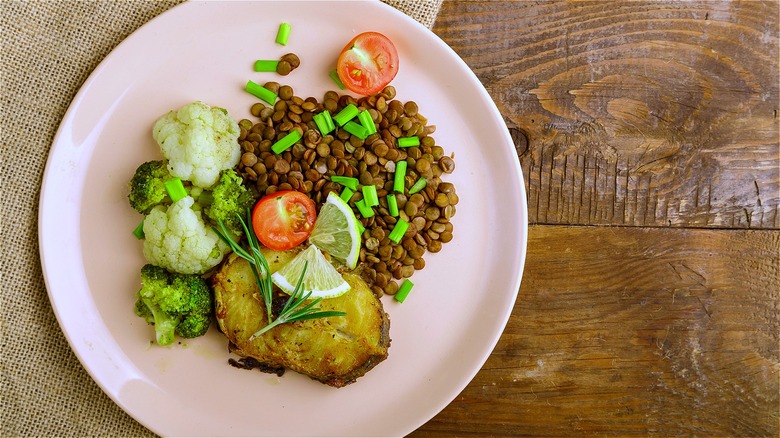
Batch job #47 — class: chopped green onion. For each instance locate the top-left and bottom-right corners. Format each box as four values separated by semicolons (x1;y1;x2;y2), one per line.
397;136;420;148
164;178;187;202
340;187;354;203
326;112;336;131
343;120;368;139
313;111;335;135
333;104;359;126
329;69;346;90
394;279;414;303
393;160;407;193
358;110;377;135
132;219;145;240
357;221;365;234
271;129;302;154
331;176;359;190
387;194;399;217
254;60;279;72
388;219;409;243
362;185;379;207
276;22;291;45
408;177;427;195
245;80;277;105
354;199;375;218
313;112;329;134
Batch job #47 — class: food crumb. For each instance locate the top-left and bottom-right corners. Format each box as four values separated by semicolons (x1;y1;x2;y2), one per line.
228;357;285;377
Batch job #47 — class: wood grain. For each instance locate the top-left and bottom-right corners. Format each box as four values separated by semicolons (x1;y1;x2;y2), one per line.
433;0;779;228
419;2;779;436
412;225;779;437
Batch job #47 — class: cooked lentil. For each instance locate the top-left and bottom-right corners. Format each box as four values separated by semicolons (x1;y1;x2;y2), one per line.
235;82;457;297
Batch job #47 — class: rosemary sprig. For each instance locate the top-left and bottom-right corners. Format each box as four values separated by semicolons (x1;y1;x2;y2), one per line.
215;211;273;323
249;261;346;339
214;212;346;338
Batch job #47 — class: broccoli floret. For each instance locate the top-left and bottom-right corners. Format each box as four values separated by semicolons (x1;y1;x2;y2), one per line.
134;264;213;345
142;196;229;275
134;296;154;324
200;169;254;237
128;160;172;214
152;101;241;189
176;313;211;339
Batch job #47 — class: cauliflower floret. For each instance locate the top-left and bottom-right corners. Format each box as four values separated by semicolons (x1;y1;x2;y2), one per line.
142;196;229;275
152;101;241;189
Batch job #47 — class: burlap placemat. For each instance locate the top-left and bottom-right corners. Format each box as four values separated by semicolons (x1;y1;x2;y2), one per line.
0;1;441;436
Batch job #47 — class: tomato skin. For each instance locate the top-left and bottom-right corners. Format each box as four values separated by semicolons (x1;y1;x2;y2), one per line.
251;191;317;251
336;32;399;95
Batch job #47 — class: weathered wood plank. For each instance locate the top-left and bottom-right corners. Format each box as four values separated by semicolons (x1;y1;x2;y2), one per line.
434;0;780;228
412;225;779;436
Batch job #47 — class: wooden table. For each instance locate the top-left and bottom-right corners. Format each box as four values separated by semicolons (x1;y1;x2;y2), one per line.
413;1;779;436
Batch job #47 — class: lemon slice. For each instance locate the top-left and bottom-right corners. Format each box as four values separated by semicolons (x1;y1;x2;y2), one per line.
271;244;351;299
308;191;362;269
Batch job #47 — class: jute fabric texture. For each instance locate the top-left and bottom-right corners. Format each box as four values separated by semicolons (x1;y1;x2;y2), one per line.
0;1;441;436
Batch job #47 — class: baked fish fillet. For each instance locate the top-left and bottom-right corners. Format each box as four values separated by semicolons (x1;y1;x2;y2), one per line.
212;250;391;388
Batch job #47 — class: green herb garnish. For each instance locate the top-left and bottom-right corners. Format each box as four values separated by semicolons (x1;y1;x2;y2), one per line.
250;261;346;339
333;103;359;126
329;69;346;90
214;211;345;338
408;177;427;195
362;184;379;207
331;175;359;190
313;111;336;135
388;218;409;243
358;110;377;135
132;218;145;240
254;60;280;72
354;199;375;218
387;194;399;217
393;160;407;193
164;177;187;202
397;136;420;148
245;80;278;105
340;186;355;203
276;22;291;46
271;129;302;154
395;279;414;303
343;120;368;139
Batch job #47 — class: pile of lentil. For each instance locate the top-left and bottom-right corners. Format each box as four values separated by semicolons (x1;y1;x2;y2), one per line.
235;82;457;298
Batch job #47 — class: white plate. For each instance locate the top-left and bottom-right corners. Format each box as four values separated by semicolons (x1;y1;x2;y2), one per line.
39;1;527;436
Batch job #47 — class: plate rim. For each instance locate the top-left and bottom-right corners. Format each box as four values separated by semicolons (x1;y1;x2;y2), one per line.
38;1;528;435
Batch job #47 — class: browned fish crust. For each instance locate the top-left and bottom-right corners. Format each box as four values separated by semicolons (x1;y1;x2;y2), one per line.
212;252;391;388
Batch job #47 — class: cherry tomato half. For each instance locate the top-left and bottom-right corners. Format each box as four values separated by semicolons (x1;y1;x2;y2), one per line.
252;190;316;251
336;32;399;95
